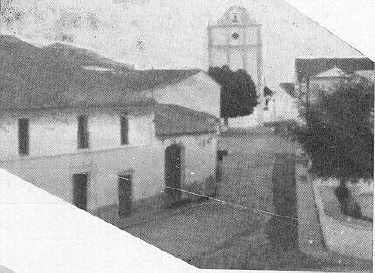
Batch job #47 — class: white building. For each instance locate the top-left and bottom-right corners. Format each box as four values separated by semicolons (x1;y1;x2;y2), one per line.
0;35;220;218
294;58;374;104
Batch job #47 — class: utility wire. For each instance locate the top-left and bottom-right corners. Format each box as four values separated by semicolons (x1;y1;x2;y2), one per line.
165;186;298;221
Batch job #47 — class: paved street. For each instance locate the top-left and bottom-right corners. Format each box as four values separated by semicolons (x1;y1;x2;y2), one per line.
123;131;371;270
123;132;290;265
125;200;262;260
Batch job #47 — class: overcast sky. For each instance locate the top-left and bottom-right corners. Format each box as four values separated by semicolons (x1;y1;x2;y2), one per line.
285;0;374;60
7;0;374;60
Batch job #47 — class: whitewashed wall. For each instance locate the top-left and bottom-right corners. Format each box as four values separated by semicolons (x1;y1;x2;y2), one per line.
0;108;164;211
158;134;218;187
142;72;221;118
0;109;154;161
268;89;300;122
0;108;218;212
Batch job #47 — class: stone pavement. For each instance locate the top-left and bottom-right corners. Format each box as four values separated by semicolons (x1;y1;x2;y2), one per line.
124;200;265;261
115;131;372;270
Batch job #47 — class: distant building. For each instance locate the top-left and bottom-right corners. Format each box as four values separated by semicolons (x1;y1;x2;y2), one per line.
310;66;350;91
354;70;375;83
265;85;299;124
0;35;220;218
295;58;374;104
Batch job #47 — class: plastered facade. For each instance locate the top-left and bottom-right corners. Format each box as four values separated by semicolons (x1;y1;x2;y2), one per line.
0;107;217;213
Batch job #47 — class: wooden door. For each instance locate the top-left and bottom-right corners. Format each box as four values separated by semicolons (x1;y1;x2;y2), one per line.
165;144;182;207
73;173;88;210
118;175;132;217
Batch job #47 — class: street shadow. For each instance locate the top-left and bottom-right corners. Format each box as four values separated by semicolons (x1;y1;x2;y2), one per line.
266;153;298;250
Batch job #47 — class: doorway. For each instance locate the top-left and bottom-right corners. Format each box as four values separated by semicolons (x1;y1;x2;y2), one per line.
118;174;132;217
73;173;88;210
164;144;183;207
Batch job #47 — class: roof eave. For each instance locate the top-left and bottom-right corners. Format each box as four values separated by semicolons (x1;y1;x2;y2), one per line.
156;129;218;139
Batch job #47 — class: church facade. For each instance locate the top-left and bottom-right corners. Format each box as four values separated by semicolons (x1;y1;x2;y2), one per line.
207;6;301;128
208;6;265;127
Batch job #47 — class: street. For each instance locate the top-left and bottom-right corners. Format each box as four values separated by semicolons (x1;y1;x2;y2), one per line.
122;131;371;270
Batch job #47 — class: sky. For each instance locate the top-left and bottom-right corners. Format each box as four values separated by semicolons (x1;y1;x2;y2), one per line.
285;0;375;60
5;0;374;60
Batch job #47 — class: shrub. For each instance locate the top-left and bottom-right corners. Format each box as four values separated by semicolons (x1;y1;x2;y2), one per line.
295;77;374;217
208;65;258;124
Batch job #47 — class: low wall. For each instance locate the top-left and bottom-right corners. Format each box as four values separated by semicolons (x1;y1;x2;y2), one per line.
311;178;373;260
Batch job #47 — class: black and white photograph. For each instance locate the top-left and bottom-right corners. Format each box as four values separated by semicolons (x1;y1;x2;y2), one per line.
0;0;374;272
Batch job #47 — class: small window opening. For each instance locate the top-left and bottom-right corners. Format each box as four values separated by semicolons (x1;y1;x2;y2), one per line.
78;115;89;149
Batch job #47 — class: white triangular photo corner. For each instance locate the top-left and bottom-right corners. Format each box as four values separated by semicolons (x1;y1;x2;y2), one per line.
0;169;196;273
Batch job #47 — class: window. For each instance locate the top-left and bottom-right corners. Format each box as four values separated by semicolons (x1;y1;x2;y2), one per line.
18;118;29;155
232;14;239;23
120;116;129;145
231;32;240;40
77;115;89;149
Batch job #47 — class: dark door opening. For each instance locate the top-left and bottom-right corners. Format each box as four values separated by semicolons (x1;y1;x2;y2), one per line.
118;174;132;217
165;144;182;207
73;173;88;210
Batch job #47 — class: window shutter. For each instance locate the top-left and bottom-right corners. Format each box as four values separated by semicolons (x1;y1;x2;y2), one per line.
120;116;129;145
78;115;89;149
18;118;29;155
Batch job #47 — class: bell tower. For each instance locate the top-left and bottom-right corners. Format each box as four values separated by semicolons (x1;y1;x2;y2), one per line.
208;6;264;124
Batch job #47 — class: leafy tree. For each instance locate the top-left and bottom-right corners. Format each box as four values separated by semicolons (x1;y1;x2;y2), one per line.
295;76;374;217
208;65;258;124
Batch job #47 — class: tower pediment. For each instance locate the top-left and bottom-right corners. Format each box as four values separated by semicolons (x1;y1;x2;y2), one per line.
216;6;257;26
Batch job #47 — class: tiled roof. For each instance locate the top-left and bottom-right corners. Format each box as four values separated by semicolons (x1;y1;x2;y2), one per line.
312;66;348;78
112;69;201;92
43;42;133;71
0;35;201;111
295;58;374;82
355;70;375;83
154;104;219;137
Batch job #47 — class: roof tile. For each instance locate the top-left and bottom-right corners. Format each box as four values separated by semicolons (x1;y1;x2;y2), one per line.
0;35;201;111
154;104;219;137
